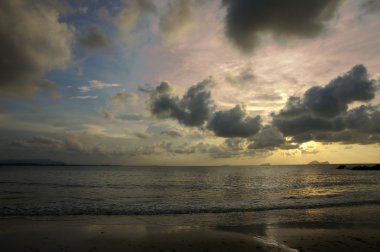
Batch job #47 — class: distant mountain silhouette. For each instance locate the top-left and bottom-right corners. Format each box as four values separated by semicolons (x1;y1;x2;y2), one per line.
0;159;66;166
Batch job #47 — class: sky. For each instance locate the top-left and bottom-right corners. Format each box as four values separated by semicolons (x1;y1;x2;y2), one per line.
0;0;379;165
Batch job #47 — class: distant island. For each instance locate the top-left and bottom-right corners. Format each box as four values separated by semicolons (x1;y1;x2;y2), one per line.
260;163;271;166
336;164;380;171
308;160;330;165
0;159;66;166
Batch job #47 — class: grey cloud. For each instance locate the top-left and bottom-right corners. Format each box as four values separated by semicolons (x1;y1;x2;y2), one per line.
134;132;150;139
149;64;379;149
304;65;376;117
273;114;345;136
249;126;285;150
207;105;261;137
160;140;251;159
360;0;380;15
79;26;110;50
134;0;156;12
272;65;380;145
110;91;138;106
160;0;200;43
117;0;156;42
304;130;380;145
0;0;74;97
161;130;182;138
344;105;380;134
224;138;248;151
117;114;147;121
149;79;214;127
11;136;63;149
253;93;282;101
29;136;62;146
103;111;114;120
225;68;255;86
276;96;307;117
6;134;142;158
138;83;155;93
222;0;343;52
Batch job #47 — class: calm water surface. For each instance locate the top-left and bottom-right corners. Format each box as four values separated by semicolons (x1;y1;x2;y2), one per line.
1;165;380;216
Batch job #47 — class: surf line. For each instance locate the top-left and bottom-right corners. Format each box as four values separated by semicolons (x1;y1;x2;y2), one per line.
252;235;299;252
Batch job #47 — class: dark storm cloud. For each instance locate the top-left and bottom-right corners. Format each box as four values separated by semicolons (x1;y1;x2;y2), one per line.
344;105;380;134
304;65;376;117
79;26;110;50
149;79;214;127
207;105;261;137
276;96;307;117
0;0;74;97
222;0;343;52
273;114;345;136
248;126;286;150
272;65;380;145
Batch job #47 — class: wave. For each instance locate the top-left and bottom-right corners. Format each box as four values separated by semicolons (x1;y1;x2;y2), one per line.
1;199;380;216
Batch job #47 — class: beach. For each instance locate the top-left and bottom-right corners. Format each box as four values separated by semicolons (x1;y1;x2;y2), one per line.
1;204;380;252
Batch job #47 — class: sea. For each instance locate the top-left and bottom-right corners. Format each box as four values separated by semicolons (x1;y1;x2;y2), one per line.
1;165;380;217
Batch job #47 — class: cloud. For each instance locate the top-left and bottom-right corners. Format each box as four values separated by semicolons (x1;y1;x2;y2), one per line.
79;80;120;93
97;7;111;21
117;114;147;121
344;105;380;134
160;130;182;138
248;126;286;150
138;83;155;93
253;93;283;101
276;96;307;117
148;64;379;150
117;0;156;42
222;0;343;52
207;105;261;137
0;0;74;97
78;26;110;50
273;114;345;136
159;141;244;158
149;79;214;126
159;0;200;43
360;0;380;15
110;91;138;106
225;68;255;86
102;111;114;120
134;131;150;139
272;65;380;145
303;64;376;117
71;96;98;100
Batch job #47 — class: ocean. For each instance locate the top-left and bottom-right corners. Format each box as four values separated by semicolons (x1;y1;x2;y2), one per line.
1;165;380;217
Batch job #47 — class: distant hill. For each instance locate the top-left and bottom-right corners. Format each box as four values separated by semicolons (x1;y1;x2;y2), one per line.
260;163;271;166
0;159;66;166
308;160;330;165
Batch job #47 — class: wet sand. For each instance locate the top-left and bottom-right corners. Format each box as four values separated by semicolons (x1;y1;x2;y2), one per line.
0;219;295;252
1;205;380;252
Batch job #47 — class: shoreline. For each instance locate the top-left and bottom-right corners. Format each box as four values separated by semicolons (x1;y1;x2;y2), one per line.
1;205;380;251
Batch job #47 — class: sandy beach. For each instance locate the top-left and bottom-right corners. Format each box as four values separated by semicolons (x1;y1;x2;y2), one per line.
1;205;380;252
